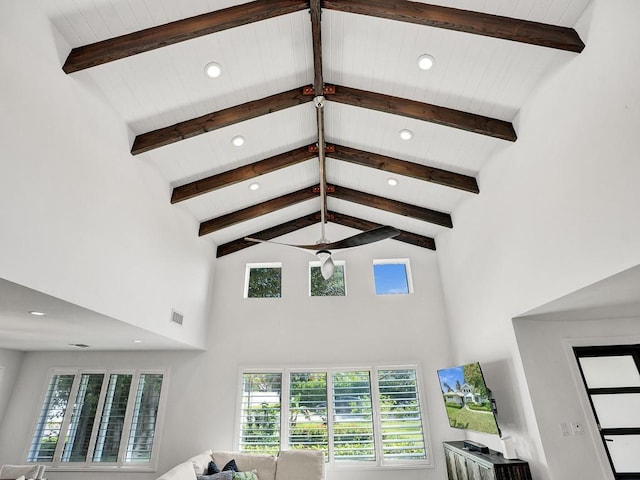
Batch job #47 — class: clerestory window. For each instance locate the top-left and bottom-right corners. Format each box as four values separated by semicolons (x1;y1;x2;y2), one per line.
28;369;165;470
309;261;346;297
238;366;430;468
245;263;282;298
373;259;413;295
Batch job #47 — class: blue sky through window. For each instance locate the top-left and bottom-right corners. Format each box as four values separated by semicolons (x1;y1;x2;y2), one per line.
373;262;409;295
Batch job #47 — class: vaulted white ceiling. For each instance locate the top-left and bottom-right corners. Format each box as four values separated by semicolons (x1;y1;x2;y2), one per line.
1;0;593;350
53;0;590;251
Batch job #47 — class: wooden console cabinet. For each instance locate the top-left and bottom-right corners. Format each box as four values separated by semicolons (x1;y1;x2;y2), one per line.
443;441;533;480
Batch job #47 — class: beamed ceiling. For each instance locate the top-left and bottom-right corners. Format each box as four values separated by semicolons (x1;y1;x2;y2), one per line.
57;0;588;257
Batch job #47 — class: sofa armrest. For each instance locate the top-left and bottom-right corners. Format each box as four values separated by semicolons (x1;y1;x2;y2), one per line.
275;450;324;480
156;461;197;480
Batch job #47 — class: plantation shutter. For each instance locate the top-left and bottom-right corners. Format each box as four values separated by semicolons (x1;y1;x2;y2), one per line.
28;374;75;462
125;373;164;462
92;374;133;462
288;372;328;453
239;373;282;455
332;371;375;462
377;368;426;461
61;373;104;462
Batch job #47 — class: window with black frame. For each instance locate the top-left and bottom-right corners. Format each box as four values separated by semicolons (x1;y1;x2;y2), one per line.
574;345;640;479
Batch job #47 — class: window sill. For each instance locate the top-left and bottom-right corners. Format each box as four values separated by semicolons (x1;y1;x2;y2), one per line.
325;462;434;472
35;465;157;473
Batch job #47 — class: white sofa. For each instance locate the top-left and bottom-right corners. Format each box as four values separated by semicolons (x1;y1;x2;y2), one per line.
157;450;324;480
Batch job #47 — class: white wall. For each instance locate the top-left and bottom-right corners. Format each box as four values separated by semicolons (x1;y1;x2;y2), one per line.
0;233;459;480
436;1;640;479
514;306;640;480
0;1;215;348
0;348;24;428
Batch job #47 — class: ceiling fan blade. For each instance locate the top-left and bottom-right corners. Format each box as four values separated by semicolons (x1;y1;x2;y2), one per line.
243;236;319;252
244;225;400;252
317;225;400;250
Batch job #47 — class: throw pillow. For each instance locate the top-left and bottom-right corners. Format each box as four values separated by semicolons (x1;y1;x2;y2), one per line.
222;459;238;472
232;471;259;480
207;461;221;474
196;472;232;480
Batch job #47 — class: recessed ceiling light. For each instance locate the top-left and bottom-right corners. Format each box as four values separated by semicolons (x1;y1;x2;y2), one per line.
133;339;142;343
399;129;413;140
231;135;245;147
387;178;398;186
204;61;222;78
417;54;435;71
249;182;260;191
29;311;46;316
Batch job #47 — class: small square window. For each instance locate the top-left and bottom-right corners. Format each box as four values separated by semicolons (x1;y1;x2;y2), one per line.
309;261;346;296
373;259;412;295
245;263;282;298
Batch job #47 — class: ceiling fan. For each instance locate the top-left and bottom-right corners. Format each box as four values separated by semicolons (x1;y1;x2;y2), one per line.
244;2;399;279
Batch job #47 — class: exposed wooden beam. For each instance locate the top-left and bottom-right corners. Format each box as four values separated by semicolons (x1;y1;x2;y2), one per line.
199;186;317;236
330;144;479;193
329;85;516;141
329;211;436;250
132;87;312;155
63;0;308;73
172;146;316;204
310;0;324;95
323;0;584;53
216;212;319;257
329;184;452;228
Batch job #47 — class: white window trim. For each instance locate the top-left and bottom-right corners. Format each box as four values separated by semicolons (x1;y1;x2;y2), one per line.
308;260;347;296
372;258;414;294
234;364;433;470
25;368;168;472
244;262;283;298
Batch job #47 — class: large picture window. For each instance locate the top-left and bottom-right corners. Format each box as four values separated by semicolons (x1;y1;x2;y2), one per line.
28;370;165;469
238;366;429;467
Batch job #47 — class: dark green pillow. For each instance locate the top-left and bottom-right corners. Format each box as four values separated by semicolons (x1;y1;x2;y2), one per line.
196;472;232;480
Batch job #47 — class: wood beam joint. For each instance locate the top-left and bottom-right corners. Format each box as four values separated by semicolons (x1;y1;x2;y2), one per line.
309;144;335;153
313;185;335;193
302;85;336;95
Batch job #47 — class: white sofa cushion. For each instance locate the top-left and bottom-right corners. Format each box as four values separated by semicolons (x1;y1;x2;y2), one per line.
0;465;41;480
188;450;214;475
275;450;324;480
157;460;197;480
212;452;277;480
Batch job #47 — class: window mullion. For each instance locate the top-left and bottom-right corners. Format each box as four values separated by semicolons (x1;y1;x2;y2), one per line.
326;370;335;465
370;367;384;466
281;369;290;451
53;372;82;465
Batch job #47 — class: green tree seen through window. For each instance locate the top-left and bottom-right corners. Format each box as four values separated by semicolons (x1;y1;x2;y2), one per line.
247;267;282;298
310;265;345;296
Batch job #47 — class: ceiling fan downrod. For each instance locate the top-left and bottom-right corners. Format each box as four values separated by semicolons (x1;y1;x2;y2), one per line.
314;94;329;244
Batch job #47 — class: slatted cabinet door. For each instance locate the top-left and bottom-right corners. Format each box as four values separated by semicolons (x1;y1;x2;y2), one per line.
445;447;459;480
443;442;530;480
466;458;496;480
